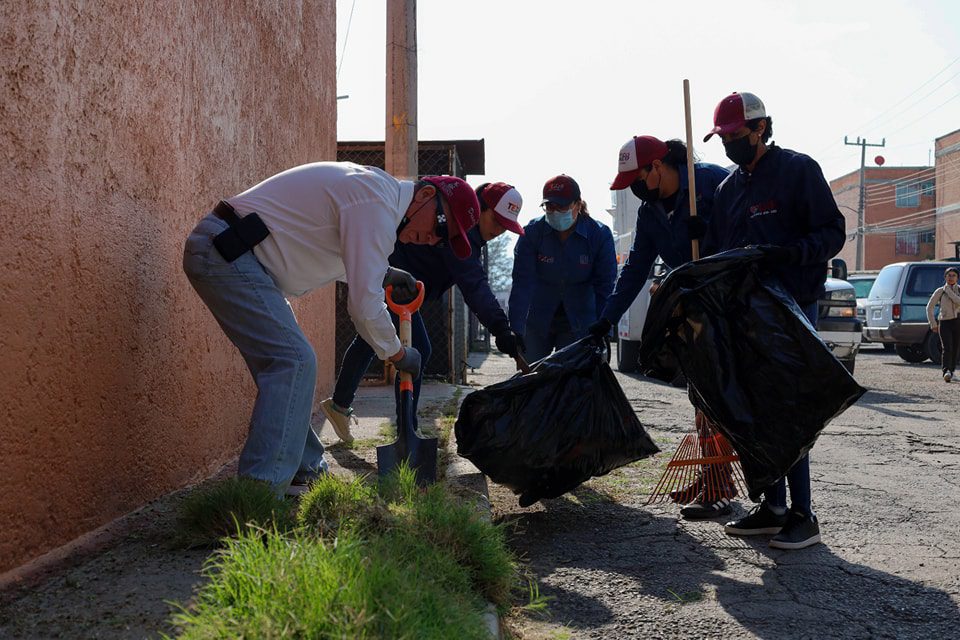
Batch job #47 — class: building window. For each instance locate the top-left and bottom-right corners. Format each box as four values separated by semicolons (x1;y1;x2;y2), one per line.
920;180;935;196
896;230;920;255
919;228;935;244
895;183;920;207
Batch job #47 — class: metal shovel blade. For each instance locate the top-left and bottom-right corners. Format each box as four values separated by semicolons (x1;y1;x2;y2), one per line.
376;390;437;485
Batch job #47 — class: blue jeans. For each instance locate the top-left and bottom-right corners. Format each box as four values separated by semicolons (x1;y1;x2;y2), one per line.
764;301;818;515
523;311;579;363
332;310;430;432
182;214;327;492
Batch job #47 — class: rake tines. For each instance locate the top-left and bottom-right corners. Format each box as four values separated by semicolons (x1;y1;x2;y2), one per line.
646;414;747;505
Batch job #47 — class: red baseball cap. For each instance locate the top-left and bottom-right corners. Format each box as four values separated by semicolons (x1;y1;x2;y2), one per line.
421;175;481;259
542;174;581;207
478;182;524;235
610;136;669;190
703;92;767;142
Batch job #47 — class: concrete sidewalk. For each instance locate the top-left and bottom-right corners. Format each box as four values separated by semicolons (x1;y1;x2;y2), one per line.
315;380;460;478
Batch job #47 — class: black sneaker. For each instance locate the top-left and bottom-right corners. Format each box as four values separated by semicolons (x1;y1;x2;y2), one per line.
724;502;789;535
680;493;732;519
669;476;703;504
769;510;821;550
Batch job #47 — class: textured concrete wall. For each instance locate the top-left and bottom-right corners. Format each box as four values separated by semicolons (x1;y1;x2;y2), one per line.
0;1;336;574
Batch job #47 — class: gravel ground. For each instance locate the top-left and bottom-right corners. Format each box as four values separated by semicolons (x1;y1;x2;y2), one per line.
481;347;960;640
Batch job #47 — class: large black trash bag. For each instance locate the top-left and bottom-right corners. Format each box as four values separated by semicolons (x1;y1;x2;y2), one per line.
637;247;866;501
455;339;659;506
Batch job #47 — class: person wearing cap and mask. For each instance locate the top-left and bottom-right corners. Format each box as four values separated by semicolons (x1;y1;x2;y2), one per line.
586;135;730;518
320;181;527;442
700;92;845;550
509;174;617;362
183;163;481;497
587;135;728;343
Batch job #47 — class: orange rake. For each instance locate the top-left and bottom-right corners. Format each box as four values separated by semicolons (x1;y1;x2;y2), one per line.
646;415;747;505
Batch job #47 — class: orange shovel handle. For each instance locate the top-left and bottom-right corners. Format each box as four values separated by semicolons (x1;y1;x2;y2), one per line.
385;282;425;393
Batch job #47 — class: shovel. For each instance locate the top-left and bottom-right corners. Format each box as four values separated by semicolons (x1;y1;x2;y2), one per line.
377;281;438;485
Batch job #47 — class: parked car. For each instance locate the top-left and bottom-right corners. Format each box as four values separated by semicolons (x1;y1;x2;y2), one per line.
818;259;861;373
848;272;889;350
615;258;860;374
862;260;960;364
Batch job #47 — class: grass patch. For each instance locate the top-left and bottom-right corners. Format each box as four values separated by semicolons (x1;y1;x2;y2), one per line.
666;587;704;604
174;477;293;548
169;465;526;638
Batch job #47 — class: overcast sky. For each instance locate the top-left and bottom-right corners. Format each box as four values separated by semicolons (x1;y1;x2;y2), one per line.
335;0;960;227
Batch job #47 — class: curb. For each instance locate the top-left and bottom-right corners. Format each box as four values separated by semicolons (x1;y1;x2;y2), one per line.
446;432;501;640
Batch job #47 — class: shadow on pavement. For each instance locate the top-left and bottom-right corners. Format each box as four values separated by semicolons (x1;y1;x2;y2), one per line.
498;484;960;638
325;443;378;476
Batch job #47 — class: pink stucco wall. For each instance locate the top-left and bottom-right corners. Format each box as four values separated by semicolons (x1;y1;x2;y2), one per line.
0;1;337;574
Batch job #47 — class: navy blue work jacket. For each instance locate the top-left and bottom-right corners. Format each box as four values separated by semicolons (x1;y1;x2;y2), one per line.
389;226;510;336
602;162;730;324
509;214;617;336
703;145;846;305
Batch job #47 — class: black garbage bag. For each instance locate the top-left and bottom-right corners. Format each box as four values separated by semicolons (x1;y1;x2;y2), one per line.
455;339;659;506
638;247;866;501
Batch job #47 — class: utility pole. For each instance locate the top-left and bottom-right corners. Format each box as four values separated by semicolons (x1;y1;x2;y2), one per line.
385;0;417;180
844;136;885;271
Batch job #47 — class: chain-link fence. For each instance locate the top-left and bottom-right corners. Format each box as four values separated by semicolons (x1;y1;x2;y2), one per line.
333;141;485;385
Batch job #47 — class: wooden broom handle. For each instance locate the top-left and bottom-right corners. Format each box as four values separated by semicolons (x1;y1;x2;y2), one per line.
683;79;700;261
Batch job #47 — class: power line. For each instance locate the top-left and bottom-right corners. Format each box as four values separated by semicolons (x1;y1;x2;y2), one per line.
862;69;960;136
337;0;359;80
884;91;960;138
865;168;960;207
853;57;960;135
813;56;960;157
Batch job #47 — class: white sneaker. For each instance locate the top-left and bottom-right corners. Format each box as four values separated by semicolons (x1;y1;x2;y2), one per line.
320;398;356;444
944;371;953;383
284;483;311;497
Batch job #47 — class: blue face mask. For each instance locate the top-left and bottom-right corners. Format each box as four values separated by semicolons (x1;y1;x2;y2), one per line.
546;209;575;231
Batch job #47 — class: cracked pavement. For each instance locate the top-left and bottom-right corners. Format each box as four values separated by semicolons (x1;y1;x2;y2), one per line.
470;347;960;639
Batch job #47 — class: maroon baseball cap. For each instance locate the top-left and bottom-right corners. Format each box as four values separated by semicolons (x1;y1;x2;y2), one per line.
542;174;581;207
421;175;481;259
610;136;669;190
703;92;767;142
478;182;525;235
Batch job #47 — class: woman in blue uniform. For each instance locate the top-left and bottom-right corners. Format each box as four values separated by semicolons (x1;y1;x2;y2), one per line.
509;175;617;362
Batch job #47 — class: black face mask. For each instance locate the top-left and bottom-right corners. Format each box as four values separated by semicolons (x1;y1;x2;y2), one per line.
724;134;758;166
629;169;661;202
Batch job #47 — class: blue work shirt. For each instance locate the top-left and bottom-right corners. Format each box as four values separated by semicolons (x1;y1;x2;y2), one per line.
703;145;846;305
602;162;730;324
509;214;617;336
389;226;511;336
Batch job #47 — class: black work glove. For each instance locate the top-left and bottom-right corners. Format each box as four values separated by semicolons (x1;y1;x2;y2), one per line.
382;267;418;303
494;331;525;358
392;346;422;378
588;318;613;338
686;215;708;242
756;244;802;267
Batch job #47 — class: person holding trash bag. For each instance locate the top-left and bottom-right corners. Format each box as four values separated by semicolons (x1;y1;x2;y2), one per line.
587;136;730;516
592;135;728;320
926;266;960;382
321;181;527;442
183;163;480;497
700;91;846;549
510;174;617;362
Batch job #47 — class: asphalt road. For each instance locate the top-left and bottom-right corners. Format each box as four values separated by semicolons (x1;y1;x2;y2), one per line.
476;346;960;639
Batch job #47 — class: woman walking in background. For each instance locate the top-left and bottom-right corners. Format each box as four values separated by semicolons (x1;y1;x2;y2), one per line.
926;266;960;382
